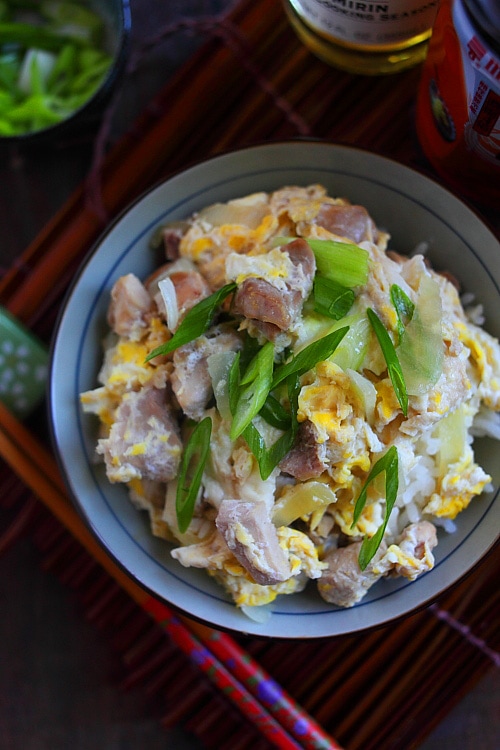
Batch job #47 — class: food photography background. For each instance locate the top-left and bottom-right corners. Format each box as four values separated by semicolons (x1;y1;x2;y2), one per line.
0;1;498;748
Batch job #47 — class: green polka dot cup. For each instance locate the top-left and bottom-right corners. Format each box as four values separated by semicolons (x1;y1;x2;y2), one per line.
0;307;48;419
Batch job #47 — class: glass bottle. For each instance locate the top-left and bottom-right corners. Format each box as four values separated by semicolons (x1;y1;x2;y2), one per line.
282;0;441;75
416;0;500;209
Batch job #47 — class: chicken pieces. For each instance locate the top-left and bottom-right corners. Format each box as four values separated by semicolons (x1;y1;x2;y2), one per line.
96;384;181;484
81;184;500;617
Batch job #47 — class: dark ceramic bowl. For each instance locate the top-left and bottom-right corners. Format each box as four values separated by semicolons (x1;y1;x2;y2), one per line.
0;0;131;143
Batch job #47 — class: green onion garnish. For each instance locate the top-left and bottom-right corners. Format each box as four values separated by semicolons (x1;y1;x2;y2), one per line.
228;352;300;480
390;284;415;342
351;445;399;570
230;340;274;441
313;274;355;320
145;282;237;361
243;423;293;481
0;2;113;136
259;393;292;431
367;308;408;417
176;416;212;533
271;326;349;389
306;238;370;288
242;373;300;480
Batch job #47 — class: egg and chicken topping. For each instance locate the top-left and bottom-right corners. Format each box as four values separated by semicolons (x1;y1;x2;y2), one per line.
81;186;500;613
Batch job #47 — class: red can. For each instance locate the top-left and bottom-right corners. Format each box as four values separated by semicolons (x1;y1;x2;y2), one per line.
416;0;500;209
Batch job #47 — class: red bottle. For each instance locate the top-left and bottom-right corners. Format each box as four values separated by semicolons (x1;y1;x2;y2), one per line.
416;0;500;209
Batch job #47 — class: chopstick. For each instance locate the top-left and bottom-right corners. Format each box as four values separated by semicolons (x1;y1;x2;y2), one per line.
0;402;342;750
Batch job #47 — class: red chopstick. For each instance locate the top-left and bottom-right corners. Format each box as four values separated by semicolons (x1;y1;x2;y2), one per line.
144;597;342;750
142;602;304;749
0;401;341;750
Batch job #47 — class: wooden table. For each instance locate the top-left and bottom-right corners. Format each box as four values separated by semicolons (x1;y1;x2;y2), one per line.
0;1;498;748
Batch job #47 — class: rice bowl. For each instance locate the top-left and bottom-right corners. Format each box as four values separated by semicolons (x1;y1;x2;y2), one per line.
49;142;500;638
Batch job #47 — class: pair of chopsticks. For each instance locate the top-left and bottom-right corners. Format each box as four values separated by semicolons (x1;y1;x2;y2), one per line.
0;401;341;750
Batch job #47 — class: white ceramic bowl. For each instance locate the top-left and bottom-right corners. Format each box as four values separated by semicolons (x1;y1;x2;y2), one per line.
49;142;500;638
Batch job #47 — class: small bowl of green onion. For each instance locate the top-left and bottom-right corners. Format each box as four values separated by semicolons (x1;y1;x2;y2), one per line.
0;0;130;140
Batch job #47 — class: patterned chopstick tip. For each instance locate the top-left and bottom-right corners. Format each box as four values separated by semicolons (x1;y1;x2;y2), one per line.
200;629;340;749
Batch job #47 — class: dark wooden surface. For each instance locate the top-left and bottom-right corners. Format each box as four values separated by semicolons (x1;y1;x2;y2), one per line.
0;1;498;748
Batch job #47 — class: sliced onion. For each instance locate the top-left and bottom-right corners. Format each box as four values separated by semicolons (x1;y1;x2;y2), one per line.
146;257;197;296
18;49;56;94
207;350;238;421
434;405;467;475
158;276;179;332
197;195;269;229
346;368;377;424
398;272;444;395
240;604;272;623
272;481;336;527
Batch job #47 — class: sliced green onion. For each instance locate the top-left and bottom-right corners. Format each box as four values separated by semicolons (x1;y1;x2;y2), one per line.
242;373;300;480
243;423;289;480
238;332;262;373
306;238;370;288
259;393;292;431
0;2;112;136
41;1;105;45
230;340;274;441
239;338;272;386
0;22;88;52
0;51;19;92
176;417;212;533
313;275;355;320
207;349;237;422
329;313;371;371
228;351;241;416
391;284;415;342
351;445;399;570
367;308;408;417
271;326;349;389
145;282;237;361
18;48;55;95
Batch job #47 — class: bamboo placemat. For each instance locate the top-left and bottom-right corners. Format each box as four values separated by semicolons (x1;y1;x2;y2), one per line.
1;0;499;748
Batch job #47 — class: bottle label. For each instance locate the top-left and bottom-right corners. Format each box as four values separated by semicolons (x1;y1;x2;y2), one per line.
288;0;440;47
453;0;500;166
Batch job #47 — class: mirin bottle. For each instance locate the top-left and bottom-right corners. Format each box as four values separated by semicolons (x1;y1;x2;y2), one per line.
283;0;441;75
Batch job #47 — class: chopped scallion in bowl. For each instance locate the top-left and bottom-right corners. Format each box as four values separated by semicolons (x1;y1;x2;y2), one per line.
0;0;129;138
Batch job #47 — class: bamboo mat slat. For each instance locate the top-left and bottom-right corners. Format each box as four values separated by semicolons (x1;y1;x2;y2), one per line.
1;0;499;748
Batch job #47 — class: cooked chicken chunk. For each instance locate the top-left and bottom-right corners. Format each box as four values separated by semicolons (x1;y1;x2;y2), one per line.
171;529;235;570
162;225;185;260
216;499;291;585
279;420;328;480
315;202;378;244
232;239;315;337
388;521;438;579
317;541;388;607
97;385;181;483
107;274;153;341
171;326;242;420
128;478;170;539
